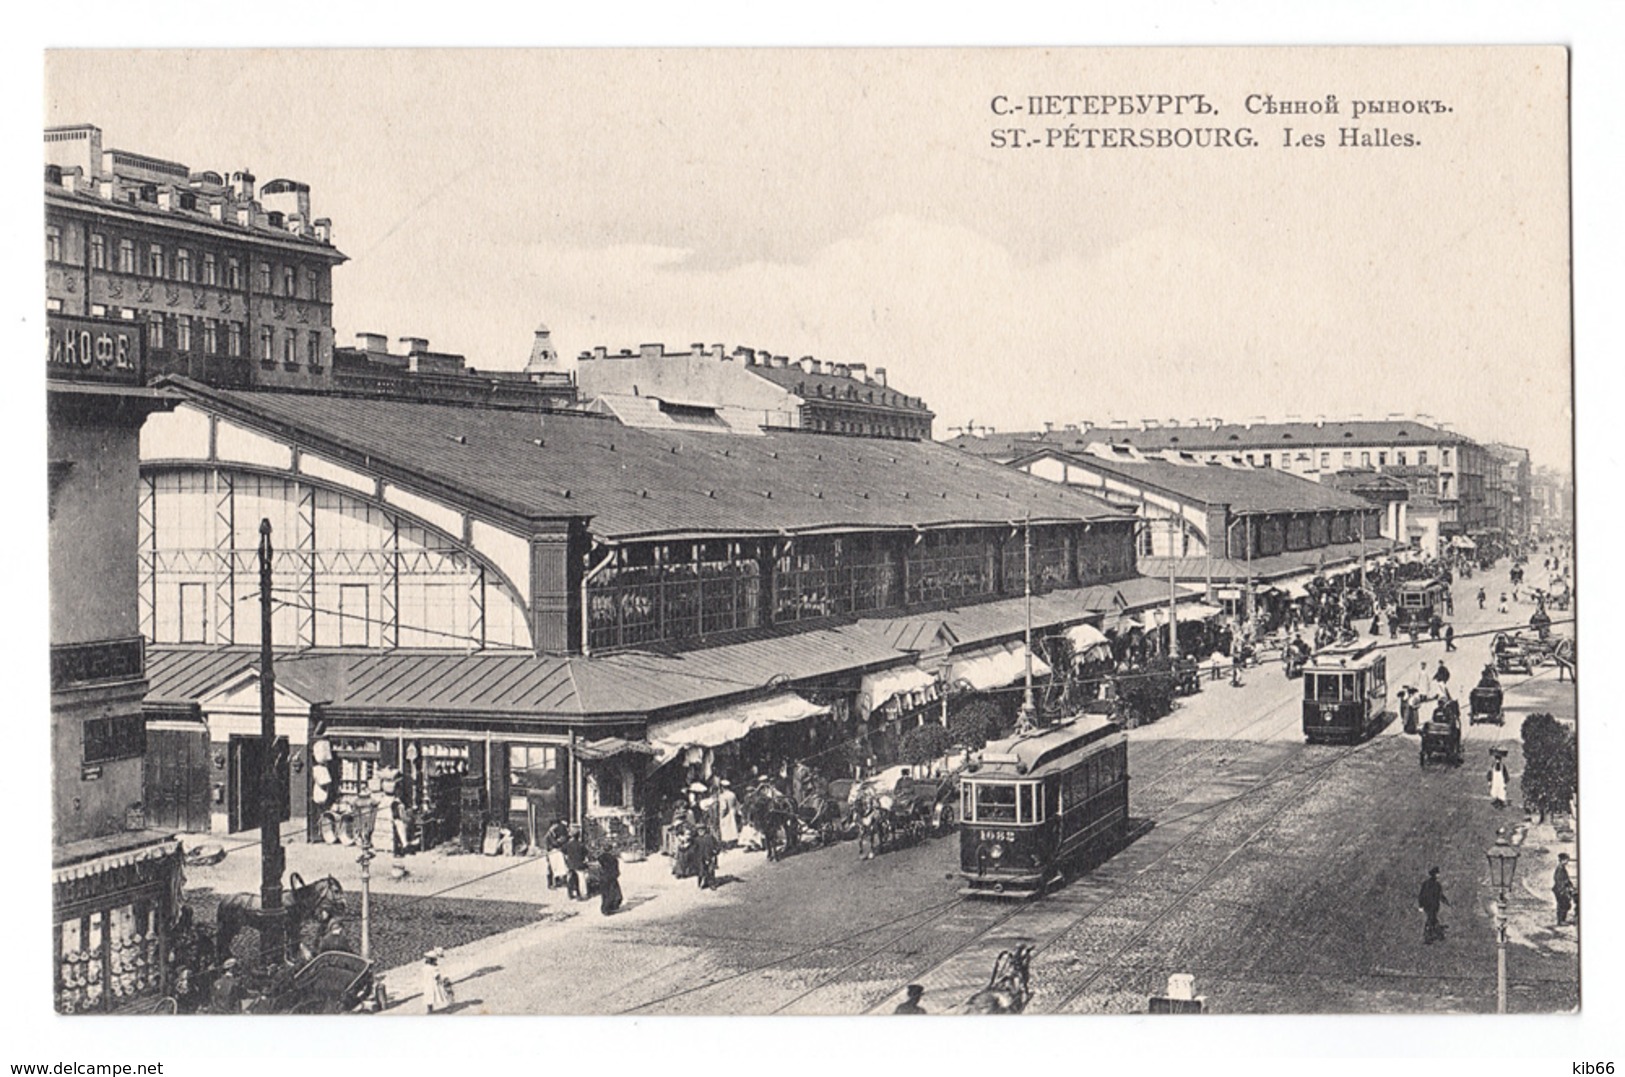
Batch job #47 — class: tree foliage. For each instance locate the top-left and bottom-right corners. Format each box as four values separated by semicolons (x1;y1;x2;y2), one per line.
900;723;954;768
1115;656;1177;725
948;696;1004;751
1520;712;1577;819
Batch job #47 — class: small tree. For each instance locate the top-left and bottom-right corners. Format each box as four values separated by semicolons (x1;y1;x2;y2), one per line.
900;723;954;770
1117;656;1177;724
1520;712;1576;821
948;696;1002;751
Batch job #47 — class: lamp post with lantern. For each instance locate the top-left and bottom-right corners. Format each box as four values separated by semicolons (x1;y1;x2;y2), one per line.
352;781;382;963
1485;834;1521;1014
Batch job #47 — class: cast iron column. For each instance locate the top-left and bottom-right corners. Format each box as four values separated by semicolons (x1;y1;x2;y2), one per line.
257;519;286;968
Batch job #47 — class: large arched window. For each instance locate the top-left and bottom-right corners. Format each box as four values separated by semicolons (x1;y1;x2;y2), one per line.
140;468;531;650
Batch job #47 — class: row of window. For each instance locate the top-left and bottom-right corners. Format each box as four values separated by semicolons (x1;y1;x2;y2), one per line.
1243;447;1452;471
133;310;322;365
47;225;325;301
805;414;928;438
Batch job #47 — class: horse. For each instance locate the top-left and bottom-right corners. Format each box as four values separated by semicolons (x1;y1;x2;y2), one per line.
741;782;801;861
1552;637;1577;683
795;789;846;847
963;945;1034;1014
217;873;346;961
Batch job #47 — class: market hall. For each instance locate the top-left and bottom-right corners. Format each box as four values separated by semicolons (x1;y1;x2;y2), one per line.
137;378;1189;855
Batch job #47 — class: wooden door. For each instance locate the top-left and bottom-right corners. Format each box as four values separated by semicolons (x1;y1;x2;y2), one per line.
144;728;210;833
228;735;290;834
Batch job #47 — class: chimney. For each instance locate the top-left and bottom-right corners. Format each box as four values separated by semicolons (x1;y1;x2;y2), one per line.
1166;418;1181;428
690;342;706;357
773;356;790;369
848;362;867;380
400;337;429;355
833;363;850;378
313;217;332;242
639;343;663;360
1209;417;1223;431
873;367;887;387
1141;419;1159;429
266;210;284;229
287;213;306;236
357;332;389;354
1042;421;1055;433
98;177;116;200
711;344;725;359
799;357;817;374
232;171;255;201
1314;414;1327;427
593;346;608;361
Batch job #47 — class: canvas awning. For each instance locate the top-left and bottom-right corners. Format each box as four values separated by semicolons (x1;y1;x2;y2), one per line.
1064;623;1109;650
648;691;830;753
1280;580;1312;599
573;736;661;762
1176;603;1225;622
1452;536;1478;549
947;642;1052;692
857;665;939;717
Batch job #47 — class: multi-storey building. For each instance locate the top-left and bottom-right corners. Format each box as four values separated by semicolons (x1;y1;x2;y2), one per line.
949;417;1499;542
48;311;184;1013
1483;442;1533;544
575;343;933;439
1529;466;1573;538
45;123;347;391
135;378;1175;851
330;327;578;410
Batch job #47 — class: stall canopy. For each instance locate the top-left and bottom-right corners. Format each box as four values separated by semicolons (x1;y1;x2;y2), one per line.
573;736;661;762
648;691;830;756
1452;536;1478;550
1275;576;1313;599
946;642;1052;692
1064;623;1109;651
857;665;939;717
1175;603;1225;622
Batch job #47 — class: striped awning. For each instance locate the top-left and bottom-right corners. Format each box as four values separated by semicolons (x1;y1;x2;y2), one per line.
649;691;829;753
947;642;1052;692
857;665;939;717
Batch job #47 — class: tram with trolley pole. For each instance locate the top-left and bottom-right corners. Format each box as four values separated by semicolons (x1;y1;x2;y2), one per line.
958;715;1128;898
1301;640;1390;744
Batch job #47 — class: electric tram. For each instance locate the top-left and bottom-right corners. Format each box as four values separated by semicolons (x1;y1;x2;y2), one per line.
1301;641;1390;744
958;715;1128;898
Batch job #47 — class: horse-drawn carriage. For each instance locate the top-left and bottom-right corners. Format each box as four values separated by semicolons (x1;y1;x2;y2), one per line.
743;765;961;861
1282;637;1311;680
1493;632;1536;675
245;951;376;1014
1469;682;1504;726
1419;700;1462;767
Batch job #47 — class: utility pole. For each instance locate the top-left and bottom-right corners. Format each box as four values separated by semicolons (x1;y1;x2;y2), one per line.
1167;516;1180;660
256;520;286;970
1019;513;1036;731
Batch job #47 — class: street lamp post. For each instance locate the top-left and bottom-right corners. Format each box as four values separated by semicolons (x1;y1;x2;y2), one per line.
1486;836;1522;1014
353;782;381;963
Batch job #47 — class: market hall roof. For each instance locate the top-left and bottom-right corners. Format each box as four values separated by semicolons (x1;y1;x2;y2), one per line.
153;378;1131;540
947;418;1472;458
1008;445;1379;516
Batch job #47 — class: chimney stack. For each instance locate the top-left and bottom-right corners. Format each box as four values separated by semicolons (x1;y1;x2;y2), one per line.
639;343;664;360
400;337;429;355
873;367;887;387
848;362;867;381
313;218;332;243
799;358;817;374
357;332;389;353
232;171;255;201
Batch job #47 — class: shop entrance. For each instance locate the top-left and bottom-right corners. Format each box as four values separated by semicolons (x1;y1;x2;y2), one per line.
145;728;210;833
227;734;289;834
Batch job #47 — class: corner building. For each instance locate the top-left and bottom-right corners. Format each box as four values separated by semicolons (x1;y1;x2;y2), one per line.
45;124;347;391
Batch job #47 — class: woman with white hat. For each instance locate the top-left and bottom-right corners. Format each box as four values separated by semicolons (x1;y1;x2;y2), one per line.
423;948;454;1014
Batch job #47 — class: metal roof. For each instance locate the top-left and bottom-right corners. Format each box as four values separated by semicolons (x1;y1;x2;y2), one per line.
947;419;1471;457
162;379;1130;540
142;574;1182;721
1009;446;1376;515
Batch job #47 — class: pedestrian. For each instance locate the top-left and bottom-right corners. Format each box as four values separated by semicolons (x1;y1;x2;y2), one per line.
1428;613;1442;641
1433;661;1451;692
543;817;570;890
1487;757;1508;808
1445;591;1454;616
1370;612;1381;636
563;823;590;900
1389;610;1400;639
1477;588;1487;610
715;779;741;846
210;957;242;1014
597;848;623;915
1444;624;1456;652
422;948;455;1014
1408;624;1419;649
1553;853;1576;926
893;984;927;1014
1498;593;1509;614
1418;867;1449;944
693;824;720;890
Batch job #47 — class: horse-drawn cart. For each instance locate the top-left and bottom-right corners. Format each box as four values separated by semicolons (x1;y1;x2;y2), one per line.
246;951;376;1014
1419;702;1462;767
1493;632;1536;675
1469;685;1504;726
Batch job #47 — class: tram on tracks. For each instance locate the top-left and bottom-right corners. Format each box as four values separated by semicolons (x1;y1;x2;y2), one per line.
958;715;1128;898
1301;641;1390;744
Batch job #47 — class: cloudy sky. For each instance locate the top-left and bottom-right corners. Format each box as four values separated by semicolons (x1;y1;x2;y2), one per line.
45;48;1571;466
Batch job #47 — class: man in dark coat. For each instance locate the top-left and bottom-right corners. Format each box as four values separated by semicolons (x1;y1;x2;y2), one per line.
597;848;623;915
692;825;720;890
1444;624;1456;652
893;984;927;1014
1553;853;1576;926
563;825;589;900
1418;867;1449;944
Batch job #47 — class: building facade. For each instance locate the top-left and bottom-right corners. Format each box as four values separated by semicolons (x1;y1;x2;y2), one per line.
45;124;347;392
330;328;579;410
48;311;184;1013
135;380;1171;852
576;343;934;439
949;417;1501;541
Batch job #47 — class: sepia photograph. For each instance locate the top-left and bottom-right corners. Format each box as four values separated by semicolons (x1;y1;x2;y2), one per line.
33;31;1594;1048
